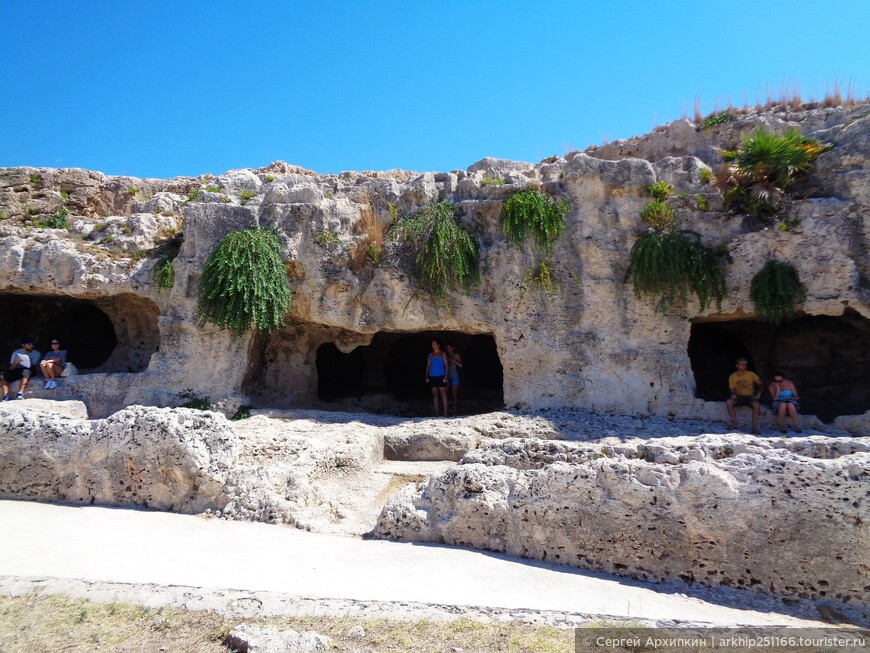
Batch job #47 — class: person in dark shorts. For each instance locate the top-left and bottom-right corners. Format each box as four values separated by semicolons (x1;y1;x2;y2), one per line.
1;338;41;400
725;357;762;434
425;340;448;416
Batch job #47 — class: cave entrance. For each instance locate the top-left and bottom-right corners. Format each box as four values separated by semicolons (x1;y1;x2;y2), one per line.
0;293;160;373
316;331;504;416
688;311;870;422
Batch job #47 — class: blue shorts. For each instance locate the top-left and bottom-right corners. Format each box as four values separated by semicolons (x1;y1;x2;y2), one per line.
447;375;459;387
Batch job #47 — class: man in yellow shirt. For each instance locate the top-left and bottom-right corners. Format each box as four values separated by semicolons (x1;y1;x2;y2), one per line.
726;357;762;434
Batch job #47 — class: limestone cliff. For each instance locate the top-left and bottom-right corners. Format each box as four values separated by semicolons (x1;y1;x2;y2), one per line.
1;103;868;424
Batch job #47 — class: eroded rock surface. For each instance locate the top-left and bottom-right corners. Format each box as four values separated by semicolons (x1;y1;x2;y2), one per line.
1;103;869;422
375;435;870;620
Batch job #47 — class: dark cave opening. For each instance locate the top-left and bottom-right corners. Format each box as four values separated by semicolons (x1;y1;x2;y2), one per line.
316;331;504;415
0;293;160;373
688;311;870;422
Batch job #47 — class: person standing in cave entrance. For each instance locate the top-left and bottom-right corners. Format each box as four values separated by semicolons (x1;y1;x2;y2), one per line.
425;340;449;416
445;343;463;416
769;370;802;434
1;338;41;400
725;357;762;434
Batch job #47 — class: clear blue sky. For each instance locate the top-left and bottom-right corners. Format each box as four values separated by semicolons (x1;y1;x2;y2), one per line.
2;1;869;179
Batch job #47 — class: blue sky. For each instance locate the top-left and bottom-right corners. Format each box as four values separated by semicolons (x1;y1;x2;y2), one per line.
2;1;869;179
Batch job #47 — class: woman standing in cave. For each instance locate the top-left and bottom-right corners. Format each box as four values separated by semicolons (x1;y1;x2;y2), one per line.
425;340;449;416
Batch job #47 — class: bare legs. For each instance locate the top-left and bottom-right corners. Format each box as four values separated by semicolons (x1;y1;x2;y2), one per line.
776;402;802;432
40;360;61;382
726;397;760;433
431;387;448;416
450;384;458;416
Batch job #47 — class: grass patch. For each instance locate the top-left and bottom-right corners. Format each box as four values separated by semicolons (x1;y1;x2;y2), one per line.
644;181;672;202
312;228;340;247
481;175;505;186
177;388;211;411
519;261;558;301
699;111;733;130
239;189;256;205
349;195;384;270
0;593;574;653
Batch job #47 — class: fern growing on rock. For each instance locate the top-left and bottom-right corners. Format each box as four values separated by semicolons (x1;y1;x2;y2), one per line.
625;230;726;314
500;188;568;256
750;259;807;323
395;202;479;297
196;227;291;335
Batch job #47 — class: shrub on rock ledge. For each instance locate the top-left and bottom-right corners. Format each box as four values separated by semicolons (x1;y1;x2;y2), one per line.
625;229;726;314
196;227;291;335
750;259;807;323
395;202;479;298
499;188;568;257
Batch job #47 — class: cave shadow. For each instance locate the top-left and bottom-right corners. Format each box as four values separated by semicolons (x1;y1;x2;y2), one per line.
315;330;504;417
0;293;160;374
689;311;870;423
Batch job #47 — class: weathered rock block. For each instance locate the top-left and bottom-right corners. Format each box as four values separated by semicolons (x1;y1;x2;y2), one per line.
375;435;870;618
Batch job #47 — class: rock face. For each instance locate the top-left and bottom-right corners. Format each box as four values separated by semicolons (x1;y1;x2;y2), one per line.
375;435;870;619
0;404;238;513
1;103;869;422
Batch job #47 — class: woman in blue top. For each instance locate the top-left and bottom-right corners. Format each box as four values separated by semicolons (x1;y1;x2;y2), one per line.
425;340;448;416
40;338;68;389
768;370;802;434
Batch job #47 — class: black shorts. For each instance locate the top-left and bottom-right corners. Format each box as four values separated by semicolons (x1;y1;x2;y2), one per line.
732;396;758;408
428;375;446;388
1;368;31;383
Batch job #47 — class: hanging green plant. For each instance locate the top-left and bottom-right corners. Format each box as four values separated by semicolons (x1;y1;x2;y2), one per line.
749;259;807;323
196;227;291;335
625;229;726;313
394;202;479;298
499;188;568;256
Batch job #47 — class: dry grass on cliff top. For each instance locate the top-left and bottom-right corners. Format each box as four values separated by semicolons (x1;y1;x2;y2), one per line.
0;593;572;653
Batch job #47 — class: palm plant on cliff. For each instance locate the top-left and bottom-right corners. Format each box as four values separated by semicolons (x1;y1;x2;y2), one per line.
196;227;291;335
394;202;479;298
716;128;828;218
625;190;726;314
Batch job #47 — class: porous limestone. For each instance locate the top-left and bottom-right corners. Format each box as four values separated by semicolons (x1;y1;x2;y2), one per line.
374;434;870;621
1;103;868;422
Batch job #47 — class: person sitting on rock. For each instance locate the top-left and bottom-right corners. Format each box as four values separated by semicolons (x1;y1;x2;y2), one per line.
768;370;802;434
39;338;68;389
725;357;762;434
1;338;41;401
